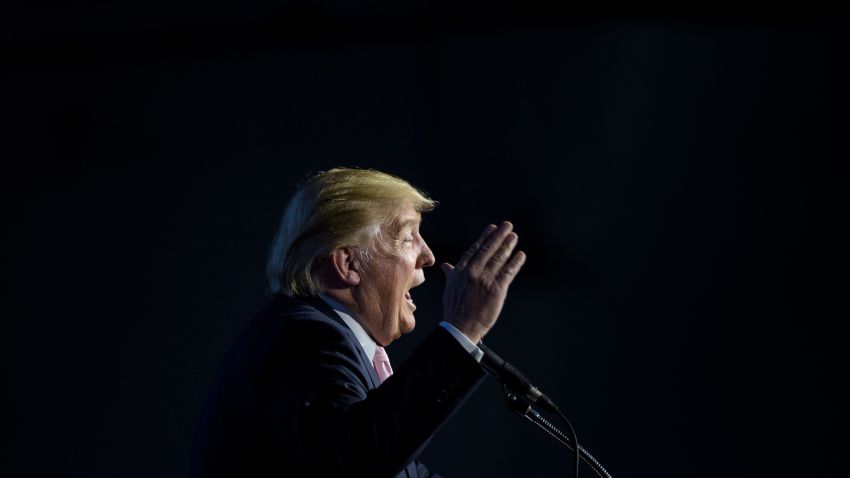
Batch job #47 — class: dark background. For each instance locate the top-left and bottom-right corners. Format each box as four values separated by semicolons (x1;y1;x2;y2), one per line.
3;2;847;477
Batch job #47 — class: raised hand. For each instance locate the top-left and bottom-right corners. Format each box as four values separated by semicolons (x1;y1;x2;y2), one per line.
440;221;527;344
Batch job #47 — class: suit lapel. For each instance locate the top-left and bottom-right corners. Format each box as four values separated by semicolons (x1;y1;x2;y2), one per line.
297;295;382;390
286;295;417;478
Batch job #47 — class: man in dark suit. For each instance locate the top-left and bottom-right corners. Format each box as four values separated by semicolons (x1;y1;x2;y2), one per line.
190;168;526;477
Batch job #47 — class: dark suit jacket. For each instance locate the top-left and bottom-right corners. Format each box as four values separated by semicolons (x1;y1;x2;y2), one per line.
190;294;486;477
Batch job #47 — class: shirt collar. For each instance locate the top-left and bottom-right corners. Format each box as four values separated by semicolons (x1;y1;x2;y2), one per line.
320;295;378;362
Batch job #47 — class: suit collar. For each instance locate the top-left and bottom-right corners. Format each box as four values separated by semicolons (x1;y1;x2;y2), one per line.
288;294;382;390
319;295;378;363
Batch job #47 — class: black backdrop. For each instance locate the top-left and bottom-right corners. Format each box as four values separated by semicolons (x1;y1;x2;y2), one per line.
3;2;847;477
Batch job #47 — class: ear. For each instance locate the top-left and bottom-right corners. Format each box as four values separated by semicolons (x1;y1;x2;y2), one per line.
328;247;361;286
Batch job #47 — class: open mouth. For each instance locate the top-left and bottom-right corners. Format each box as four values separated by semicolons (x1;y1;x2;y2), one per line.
404;291;416;311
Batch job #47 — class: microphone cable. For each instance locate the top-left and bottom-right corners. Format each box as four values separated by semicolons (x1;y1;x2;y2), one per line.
527;405;613;478
555;405;581;478
502;382;602;478
481;343;613;478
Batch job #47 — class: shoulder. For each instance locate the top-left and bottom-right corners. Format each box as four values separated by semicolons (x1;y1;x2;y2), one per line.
244;295;376;398
243;294;356;354
212;295;354;373
262;294;352;337
212;294;367;387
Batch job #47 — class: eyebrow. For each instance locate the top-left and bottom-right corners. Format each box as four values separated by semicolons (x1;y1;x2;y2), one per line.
392;216;421;235
397;218;419;228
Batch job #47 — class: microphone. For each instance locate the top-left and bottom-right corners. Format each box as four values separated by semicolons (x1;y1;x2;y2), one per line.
479;343;593;478
478;343;559;413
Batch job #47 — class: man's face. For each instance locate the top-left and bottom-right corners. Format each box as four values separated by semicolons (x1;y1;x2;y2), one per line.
353;205;435;346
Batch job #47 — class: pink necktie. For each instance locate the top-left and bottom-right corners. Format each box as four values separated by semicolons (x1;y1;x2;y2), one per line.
372;346;393;383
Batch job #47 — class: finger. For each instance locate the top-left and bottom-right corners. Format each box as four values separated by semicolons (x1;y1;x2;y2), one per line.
467;221;513;272
496;250;526;286
484;231;518;271
455;224;497;270
441;262;454;274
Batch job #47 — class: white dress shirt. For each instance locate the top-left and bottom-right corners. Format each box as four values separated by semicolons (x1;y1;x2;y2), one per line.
320;295;484;363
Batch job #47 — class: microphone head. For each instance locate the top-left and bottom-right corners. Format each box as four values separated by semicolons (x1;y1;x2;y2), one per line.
479;343;560;413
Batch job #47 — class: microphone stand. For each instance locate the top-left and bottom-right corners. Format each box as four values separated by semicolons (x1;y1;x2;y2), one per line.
501;382;614;478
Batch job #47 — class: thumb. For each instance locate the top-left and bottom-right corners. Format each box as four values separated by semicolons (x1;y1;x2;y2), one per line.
440;262;454;275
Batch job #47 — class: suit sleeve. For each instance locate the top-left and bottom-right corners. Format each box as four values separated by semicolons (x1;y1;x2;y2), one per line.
416;460;442;478
258;320;485;477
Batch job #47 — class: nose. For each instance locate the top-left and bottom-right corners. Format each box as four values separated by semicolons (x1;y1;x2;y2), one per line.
418;239;435;269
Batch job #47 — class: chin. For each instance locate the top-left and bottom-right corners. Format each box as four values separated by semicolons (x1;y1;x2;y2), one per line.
400;315;416;335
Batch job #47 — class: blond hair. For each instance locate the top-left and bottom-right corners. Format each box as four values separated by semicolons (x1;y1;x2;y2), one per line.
266;168;436;296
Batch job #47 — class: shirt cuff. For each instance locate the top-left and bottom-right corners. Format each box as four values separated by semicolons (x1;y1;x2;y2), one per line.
439;321;484;363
